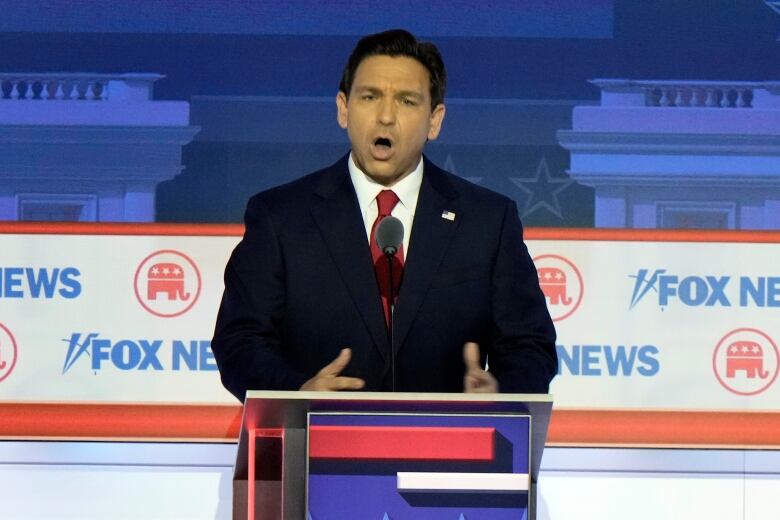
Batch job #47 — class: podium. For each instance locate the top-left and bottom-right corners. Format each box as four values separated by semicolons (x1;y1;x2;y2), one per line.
233;391;552;520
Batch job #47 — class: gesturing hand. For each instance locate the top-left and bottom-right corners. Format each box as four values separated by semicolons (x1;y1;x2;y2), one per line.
300;348;366;391
463;342;499;393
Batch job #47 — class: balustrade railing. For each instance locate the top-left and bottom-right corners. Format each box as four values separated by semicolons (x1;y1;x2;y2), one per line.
644;84;753;108
591;79;780;109
0;73;163;101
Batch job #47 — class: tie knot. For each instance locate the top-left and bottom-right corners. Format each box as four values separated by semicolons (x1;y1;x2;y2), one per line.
376;190;400;217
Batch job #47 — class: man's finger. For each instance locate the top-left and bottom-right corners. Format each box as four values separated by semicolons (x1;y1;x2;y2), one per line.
463;342;481;369
330;376;366;390
318;348;352;376
463;342;499;393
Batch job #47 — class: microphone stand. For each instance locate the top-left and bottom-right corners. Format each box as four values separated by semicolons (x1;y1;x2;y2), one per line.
386;251;396;392
376;215;403;392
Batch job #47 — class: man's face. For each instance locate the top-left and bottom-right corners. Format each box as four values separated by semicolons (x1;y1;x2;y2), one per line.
337;55;445;186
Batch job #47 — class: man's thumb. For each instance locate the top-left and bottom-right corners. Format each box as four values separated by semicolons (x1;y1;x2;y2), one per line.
463;342;481;368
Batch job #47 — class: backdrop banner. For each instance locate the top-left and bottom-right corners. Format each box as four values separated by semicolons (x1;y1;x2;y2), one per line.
1;225;778;441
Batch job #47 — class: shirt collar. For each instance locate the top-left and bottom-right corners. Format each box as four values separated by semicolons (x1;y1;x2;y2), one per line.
348;153;423;215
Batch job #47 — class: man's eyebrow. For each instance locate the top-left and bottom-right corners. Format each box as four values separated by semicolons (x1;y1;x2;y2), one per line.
352;85;382;94
351;86;425;99
396;90;424;99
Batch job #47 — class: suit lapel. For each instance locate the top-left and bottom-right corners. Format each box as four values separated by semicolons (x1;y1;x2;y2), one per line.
393;160;461;353
309;158;390;361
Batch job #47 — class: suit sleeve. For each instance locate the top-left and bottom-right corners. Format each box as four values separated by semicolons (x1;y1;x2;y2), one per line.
487;200;558;393
211;196;308;400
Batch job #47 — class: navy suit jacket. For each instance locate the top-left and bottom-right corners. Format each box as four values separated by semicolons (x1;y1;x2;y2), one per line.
212;155;557;400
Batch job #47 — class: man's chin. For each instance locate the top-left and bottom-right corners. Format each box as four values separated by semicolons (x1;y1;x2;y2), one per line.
356;158;395;182
364;167;407;187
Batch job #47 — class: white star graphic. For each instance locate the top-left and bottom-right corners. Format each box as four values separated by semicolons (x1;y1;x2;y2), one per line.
509;156;573;219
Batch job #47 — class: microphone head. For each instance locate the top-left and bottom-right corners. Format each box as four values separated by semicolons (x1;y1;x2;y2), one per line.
376;216;404;256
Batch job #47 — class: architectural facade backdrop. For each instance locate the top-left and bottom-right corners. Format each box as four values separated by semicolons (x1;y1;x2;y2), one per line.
1;0;778;229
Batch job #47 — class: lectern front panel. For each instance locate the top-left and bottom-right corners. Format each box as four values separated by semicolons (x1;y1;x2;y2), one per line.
306;412;531;519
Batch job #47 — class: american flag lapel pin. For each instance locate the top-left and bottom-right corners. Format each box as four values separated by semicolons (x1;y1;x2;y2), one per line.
441;210;456;221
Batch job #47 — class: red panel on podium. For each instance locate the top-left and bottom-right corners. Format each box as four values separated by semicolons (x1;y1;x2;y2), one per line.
309;425;495;461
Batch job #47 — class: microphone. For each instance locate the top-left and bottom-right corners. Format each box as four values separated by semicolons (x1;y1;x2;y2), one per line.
375;216;404;391
376;216;404;256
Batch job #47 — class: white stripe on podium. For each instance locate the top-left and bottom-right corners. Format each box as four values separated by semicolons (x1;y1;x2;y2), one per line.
397;472;529;492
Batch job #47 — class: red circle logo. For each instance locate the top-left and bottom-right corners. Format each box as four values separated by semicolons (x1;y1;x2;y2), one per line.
712;328;779;396
0;322;19;383
133;250;202;318
532;254;584;322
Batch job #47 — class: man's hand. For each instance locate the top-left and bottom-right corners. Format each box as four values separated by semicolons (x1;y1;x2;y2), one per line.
300;348;366;391
463;342;499;393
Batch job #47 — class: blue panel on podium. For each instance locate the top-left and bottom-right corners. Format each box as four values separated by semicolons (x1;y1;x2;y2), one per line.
306;413;530;519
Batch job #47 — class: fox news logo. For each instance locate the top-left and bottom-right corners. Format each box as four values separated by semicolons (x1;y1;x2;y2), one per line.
62;333;216;373
557;343;660;377
0;267;81;299
629;269;780;309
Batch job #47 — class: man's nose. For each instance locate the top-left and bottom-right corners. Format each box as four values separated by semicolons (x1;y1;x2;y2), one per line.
377;98;396;125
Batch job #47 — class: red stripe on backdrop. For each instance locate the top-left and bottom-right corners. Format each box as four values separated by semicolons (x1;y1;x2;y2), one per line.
523;227;780;243
1;222;779;243
548;409;780;448
2;404;780;447
309;426;495;461
0;403;242;441
0;222;245;236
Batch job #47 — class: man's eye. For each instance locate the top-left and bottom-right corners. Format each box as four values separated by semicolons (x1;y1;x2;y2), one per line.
401;98;417;106
362;95;376;101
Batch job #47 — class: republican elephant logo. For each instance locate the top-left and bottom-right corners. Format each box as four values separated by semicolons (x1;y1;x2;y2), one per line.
147;262;191;301
532;254;584;322
713;328;778;396
726;341;769;379
537;267;573;305
134;250;201;318
0;322;18;383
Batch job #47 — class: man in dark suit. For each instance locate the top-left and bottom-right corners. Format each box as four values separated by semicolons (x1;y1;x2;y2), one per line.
212;29;557;400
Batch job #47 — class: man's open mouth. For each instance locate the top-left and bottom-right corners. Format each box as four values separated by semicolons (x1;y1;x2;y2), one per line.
370;137;394;160
374;137;392;149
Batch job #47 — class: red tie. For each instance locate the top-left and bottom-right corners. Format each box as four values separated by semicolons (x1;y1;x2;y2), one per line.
370;190;404;329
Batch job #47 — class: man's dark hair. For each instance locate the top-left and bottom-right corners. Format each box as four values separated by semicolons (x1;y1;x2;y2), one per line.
339;29;447;109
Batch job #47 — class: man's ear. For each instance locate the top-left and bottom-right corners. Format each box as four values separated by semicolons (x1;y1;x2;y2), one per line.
336;91;349;129
427;104;446;141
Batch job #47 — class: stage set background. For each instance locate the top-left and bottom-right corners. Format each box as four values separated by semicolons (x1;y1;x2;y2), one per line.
1;2;780;519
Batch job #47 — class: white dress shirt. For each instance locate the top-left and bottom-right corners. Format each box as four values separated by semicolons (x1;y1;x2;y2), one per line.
348;153;422;258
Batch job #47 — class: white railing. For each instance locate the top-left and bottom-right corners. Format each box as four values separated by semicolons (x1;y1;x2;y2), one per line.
591;79;780;109
0;73;164;102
